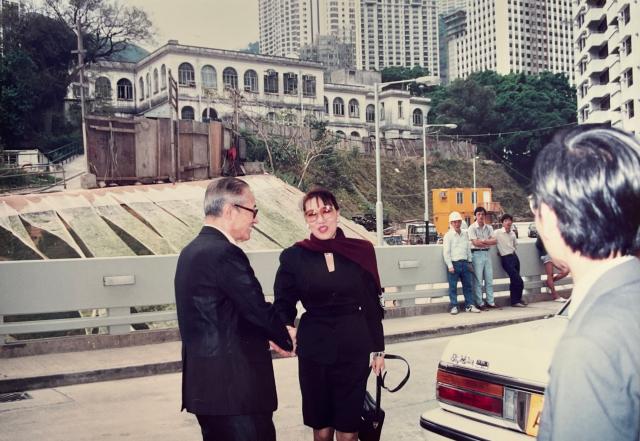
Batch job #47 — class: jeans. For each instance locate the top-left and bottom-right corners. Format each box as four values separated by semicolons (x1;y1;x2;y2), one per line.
472;250;494;305
447;260;474;308
500;253;524;305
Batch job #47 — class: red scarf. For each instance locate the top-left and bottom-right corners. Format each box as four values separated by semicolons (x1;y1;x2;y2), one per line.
295;228;382;291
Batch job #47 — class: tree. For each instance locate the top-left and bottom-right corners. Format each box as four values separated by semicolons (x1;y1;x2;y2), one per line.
427;71;577;184
240;41;260;54
381;65;432;94
0;11;75;148
43;0;154;69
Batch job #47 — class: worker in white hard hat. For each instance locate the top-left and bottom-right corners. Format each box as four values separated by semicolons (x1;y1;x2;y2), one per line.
442;211;480;314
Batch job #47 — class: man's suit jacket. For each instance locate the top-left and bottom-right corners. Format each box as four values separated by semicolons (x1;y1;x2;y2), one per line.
538;257;640;441
174;227;292;416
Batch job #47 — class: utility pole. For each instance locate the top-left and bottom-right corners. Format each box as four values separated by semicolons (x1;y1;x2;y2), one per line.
73;18;90;174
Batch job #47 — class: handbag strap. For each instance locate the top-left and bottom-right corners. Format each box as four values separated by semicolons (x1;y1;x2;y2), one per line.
375;373;382;418
380;354;411;393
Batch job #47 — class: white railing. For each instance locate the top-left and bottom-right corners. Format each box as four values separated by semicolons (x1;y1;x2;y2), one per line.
0;243;568;345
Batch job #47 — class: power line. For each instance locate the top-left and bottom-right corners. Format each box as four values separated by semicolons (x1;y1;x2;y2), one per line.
435;121;578;139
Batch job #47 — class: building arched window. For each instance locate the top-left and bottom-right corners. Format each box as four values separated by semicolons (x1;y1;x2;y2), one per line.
324;97;329;114
223;67;238;90
413;109;423;126
350;131;360;138
138;77;144;101
366;104;375;122
202;108;218;122
146;72;151;98
335;130;346;138
160;65;167;90
116;78;133;101
348;99;359;118
178;62;195;87
201;65;217;89
95;76;111;99
181;106;195;120
244;70;258;93
333;97;344;116
153;69;159;94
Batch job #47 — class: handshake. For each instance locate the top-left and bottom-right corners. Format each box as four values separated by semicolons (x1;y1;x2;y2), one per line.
269;325;297;357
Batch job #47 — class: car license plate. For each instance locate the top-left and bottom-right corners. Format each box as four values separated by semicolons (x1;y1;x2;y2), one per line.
525;393;544;436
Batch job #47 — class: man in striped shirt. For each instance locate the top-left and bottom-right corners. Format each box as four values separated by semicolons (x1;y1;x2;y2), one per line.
467;206;498;309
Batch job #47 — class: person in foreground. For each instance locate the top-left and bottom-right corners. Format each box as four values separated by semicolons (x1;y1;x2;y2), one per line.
274;186;385;441
442;211;479;314
532;126;640;441
174;177;293;441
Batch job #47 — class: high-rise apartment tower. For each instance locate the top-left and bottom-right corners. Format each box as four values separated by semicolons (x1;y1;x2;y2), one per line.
356;0;440;73
574;0;639;134
445;0;575;82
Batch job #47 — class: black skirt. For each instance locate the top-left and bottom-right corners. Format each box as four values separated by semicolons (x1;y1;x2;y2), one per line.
298;354;371;433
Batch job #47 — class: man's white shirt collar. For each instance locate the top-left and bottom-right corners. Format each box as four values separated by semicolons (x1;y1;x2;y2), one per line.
204;224;236;245
569;255;635;317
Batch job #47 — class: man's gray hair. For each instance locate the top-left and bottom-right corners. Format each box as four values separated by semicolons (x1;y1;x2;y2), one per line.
203;177;250;217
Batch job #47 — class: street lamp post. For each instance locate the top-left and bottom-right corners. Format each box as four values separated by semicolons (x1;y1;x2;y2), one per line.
374;75;439;245
422;123;457;243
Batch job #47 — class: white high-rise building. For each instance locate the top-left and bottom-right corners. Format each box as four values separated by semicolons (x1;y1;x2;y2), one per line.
437;0;467;16
356;0;440;73
259;0;359;58
574;0;639;134
446;0;575;82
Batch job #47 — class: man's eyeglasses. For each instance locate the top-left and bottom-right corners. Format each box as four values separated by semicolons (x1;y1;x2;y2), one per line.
234;204;259;219
304;205;335;223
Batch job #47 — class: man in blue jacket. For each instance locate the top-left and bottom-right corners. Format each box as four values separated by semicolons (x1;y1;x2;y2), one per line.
175;177;293;441
532;127;640;441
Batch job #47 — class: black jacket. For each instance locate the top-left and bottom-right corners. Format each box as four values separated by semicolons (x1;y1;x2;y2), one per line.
174;227;292;415
274;245;384;364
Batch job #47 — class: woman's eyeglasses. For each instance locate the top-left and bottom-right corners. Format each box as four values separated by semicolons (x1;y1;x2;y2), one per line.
304;205;335;223
234;204;259;219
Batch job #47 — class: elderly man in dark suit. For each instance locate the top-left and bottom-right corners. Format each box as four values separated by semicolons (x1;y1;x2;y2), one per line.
175;177;294;441
531;127;640;441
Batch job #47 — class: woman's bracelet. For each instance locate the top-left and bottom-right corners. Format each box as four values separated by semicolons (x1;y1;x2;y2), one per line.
372;351;385;358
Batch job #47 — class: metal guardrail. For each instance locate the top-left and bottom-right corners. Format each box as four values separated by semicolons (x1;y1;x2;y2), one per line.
0;163;67;193
0;243;569;344
45;141;83;164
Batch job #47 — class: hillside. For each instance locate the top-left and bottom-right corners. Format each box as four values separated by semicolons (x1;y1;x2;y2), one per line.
301;151;531;223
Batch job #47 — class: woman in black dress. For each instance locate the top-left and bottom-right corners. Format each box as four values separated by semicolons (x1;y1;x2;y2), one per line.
274;187;385;441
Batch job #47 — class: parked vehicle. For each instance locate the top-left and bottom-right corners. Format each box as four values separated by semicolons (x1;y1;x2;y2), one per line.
420;303;570;440
528;223;537;238
406;222;439;244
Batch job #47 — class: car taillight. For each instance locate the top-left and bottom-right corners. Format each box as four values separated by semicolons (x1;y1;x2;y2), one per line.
437;369;504;417
438;385;503;416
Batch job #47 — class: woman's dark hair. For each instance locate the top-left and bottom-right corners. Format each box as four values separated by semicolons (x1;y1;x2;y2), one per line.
531;125;640;259
500;213;513;223
301;186;339;211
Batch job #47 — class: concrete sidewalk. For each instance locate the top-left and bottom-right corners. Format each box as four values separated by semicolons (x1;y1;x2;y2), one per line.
0;299;564;394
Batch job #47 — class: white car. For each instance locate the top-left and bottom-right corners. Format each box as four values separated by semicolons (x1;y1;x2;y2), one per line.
420;303;569;440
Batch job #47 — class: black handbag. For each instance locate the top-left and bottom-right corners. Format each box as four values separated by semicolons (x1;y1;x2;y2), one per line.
359;354;411;441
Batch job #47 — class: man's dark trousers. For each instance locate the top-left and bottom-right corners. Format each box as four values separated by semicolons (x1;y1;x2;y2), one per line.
196;413;276;441
500;253;524;305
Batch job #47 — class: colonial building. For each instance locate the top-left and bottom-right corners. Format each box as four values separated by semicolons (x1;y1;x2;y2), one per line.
574;0;639;134
73;40;431;140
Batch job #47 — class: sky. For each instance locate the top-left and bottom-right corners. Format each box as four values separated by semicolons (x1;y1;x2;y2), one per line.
126;0;259;51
